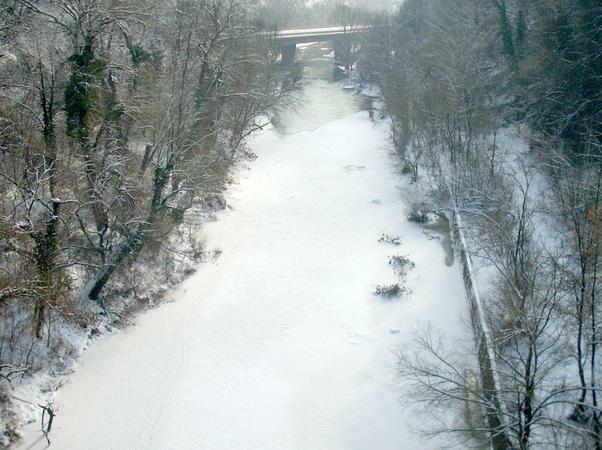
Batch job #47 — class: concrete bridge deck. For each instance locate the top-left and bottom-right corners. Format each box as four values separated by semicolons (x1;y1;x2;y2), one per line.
275;25;370;44
274;25;370;64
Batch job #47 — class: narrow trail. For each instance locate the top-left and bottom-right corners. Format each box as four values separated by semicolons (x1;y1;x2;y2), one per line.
18;48;469;450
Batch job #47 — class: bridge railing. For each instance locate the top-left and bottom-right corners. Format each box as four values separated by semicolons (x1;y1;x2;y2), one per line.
274;25;371;40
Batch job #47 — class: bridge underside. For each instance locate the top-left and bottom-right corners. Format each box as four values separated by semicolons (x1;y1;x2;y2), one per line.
275;27;368;67
280;43;298;66
278;35;347;66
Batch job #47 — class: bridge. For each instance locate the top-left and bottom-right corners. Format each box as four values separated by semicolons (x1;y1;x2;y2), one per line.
274;26;370;65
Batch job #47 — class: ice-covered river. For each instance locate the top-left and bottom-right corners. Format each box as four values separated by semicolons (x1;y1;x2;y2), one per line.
19;45;469;450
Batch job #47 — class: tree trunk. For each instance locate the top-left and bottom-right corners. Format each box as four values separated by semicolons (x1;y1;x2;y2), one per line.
32;65;60;338
32;201;60;338
88;164;171;300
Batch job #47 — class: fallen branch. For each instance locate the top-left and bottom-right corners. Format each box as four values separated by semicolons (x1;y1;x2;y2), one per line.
39;403;55;445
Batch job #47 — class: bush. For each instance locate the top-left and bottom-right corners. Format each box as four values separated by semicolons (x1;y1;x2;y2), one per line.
378;233;401;246
388;255;415;276
407;211;428;223
373;284;402;297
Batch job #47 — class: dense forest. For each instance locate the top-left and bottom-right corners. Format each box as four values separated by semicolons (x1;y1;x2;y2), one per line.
358;0;602;448
1;0;602;448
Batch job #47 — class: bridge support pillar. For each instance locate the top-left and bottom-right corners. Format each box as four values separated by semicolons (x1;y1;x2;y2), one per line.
280;43;296;66
334;43;351;71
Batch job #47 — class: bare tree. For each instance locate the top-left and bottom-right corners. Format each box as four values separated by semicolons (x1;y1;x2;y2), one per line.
549;153;602;447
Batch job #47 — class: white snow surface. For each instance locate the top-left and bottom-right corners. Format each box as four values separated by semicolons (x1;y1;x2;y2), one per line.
18;89;469;450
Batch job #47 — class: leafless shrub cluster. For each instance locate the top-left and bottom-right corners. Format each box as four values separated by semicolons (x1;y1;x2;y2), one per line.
373;283;402;297
388;254;415;277
378;232;401;246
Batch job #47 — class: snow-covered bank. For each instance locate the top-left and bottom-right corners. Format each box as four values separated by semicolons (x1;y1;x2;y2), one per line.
17;82;469;449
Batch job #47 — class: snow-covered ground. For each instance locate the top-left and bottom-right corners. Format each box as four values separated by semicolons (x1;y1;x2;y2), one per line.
17;48;470;450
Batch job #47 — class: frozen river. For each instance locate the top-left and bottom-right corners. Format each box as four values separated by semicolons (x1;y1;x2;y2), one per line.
19;45;469;450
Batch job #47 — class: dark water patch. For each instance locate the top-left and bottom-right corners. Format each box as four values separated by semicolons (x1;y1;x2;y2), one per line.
423;213;454;266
